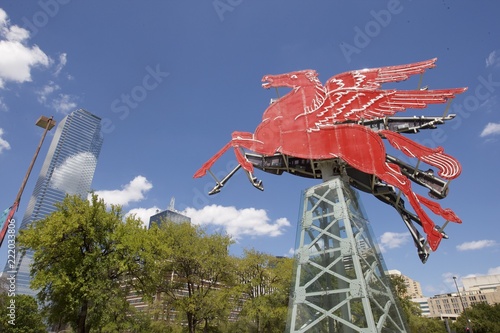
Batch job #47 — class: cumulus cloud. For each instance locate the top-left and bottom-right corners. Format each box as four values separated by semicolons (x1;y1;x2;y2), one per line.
486;50;500;68
0;8;50;88
0;96;6;111
182;204;291;239
53;53;67;77
93;176;153;207
378;231;410;253
50;152;98;195
37;81;60;104
52;93;77;114
456;239;497;251
0;128;10;153
125;206;161;228
488;266;500;275
480;122;500;137
37;81;78;114
441;272;460;287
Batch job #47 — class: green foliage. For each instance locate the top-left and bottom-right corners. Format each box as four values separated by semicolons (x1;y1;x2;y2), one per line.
17;194;146;333
232;249;294;333
451;302;500;333
13;194;294;333
0;293;46;333
407;315;447;333
138;220;235;333
389;275;447;333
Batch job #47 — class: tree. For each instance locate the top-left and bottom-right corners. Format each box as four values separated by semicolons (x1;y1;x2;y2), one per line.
232;249;294;333
0;292;46;332
390;275;421;318
17;194;147;333
389;275;447;333
452;302;500;333
138;220;235;333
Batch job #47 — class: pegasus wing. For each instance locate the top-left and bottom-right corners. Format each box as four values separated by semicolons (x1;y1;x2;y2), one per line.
326;58;437;92
309;87;467;127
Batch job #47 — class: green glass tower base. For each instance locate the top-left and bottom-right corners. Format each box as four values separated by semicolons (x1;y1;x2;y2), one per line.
285;177;408;333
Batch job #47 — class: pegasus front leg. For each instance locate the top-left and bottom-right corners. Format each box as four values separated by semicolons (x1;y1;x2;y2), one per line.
231;131;269;191
193;141;233;178
193;131;266;193
230;131;263;173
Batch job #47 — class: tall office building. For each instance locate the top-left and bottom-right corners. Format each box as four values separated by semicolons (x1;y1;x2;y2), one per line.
149;208;191;229
6;109;103;295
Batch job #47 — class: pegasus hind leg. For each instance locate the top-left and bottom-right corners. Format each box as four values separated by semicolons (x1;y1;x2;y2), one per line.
376;163;444;251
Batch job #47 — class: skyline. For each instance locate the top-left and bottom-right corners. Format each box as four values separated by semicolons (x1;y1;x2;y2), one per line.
0;2;499;297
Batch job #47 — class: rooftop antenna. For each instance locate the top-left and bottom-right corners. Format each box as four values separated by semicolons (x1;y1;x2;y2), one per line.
169;197;175;211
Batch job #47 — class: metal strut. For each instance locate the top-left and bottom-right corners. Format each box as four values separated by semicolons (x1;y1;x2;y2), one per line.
207;164;263;195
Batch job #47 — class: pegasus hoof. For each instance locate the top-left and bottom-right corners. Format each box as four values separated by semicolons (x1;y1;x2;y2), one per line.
252;178;264;191
418;250;430;264
208;184;222;195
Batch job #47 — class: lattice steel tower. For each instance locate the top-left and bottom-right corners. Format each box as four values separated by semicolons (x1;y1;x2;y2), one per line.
285;165;407;332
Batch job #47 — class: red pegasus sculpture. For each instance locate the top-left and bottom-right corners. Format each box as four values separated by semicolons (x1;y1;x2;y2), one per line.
194;58;466;253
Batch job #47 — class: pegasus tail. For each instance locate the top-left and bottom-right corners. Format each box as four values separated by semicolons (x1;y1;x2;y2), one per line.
380;130;461;180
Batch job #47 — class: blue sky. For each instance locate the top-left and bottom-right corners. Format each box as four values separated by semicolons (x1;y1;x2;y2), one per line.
0;1;499;297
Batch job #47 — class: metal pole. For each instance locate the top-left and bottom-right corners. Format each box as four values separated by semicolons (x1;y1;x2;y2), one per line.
453;276;472;332
14;116;56;204
0;116;56;247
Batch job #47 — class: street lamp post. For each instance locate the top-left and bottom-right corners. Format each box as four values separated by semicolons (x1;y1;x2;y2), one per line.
453;276;473;333
0;115;56;247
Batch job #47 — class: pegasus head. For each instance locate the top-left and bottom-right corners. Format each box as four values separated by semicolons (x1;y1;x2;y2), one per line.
262;70;319;89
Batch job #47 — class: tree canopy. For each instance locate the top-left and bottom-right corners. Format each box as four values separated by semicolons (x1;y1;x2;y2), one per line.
0;292;46;333
389;275;447;333
136;220;236;333
17;194;147;333
452;302;500;333
14;194;295;333
230;249;294;333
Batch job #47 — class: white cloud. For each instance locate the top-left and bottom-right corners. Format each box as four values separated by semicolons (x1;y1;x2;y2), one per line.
480;122;500;137
50;152;98;195
488;266;500;275
182;204;291;239
53;53;67;77
456;239;497;251
37;82;77;114
0;8;50;88
0;96;7;111
52;93;77;114
486;50;500;68
0;8;7;27
0;128;10;153
378;232;410;253
125;206;161;228
37;81;60;104
442;272;458;285
93;176;153;207
443;267;500;288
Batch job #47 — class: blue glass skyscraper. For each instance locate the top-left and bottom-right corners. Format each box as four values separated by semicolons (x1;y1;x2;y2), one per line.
7;109;103;295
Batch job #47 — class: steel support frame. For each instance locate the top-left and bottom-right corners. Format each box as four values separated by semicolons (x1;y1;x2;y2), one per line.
286;177;407;332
